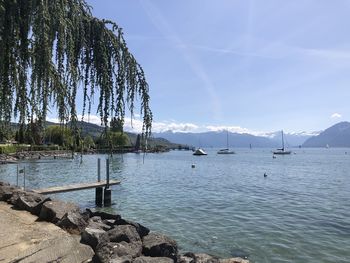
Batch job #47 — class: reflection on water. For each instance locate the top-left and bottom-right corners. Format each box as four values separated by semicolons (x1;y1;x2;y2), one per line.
1;148;350;263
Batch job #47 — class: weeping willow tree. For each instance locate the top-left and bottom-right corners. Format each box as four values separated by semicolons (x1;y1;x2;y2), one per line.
0;0;152;143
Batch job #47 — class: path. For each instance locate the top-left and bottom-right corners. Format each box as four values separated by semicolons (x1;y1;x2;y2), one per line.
0;202;93;263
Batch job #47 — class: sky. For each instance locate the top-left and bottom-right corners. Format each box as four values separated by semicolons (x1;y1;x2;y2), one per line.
67;0;350;134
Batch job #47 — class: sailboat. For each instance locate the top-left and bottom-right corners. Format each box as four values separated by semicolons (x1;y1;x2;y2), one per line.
273;130;291;155
217;130;235;154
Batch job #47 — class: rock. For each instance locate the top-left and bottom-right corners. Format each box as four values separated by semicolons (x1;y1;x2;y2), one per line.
219;258;249;263
7;188;26;205
117;218;150;238
183;253;219;263
177;254;194;263
104;218;118;227
0;181;10;186
133;256;174;263
15;191;51;215
86;208;121;220
142;233;178;260
39;200;80;223
96;241;142;262
56;210;88;234
0;185;15;201
109;256;133;263
88;216;112;231
0;201;94;263
109;225;141;243
81;227;109;250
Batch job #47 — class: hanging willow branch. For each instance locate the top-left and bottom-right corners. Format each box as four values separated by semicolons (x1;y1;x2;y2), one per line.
0;0;152;139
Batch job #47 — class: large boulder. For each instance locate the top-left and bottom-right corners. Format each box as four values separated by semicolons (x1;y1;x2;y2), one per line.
177;254;194;263
0;181;10;186
142;233;177;260
183;253;219;263
56;210;88;234
81;227;109;251
109;256;133;263
88;216;112;231
96;241;142;262
7;188;26;205
39;200;80;223
219;258;249;263
86;208;121;220
0;185;16;201
116;218;150;238
14;191;51;215
109;225;141;243
133;256;174;263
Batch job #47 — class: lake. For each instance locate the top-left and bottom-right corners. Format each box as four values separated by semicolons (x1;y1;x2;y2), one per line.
1;148;349;263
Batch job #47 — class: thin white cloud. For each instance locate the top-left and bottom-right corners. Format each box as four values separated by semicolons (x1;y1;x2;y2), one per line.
331;113;342;119
206;125;254;134
47;114;320;136
139;0;223;121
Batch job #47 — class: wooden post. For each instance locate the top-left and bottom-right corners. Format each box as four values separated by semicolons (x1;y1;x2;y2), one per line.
16;164;19;187
106;158;110;188
104;158;111;206
97;158;101;182
104;188;111;206
95;158;103;206
23;167;26;190
95;187;103;206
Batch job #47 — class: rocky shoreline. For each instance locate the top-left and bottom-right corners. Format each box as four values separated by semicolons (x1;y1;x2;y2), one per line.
0;150;73;164
0;181;249;263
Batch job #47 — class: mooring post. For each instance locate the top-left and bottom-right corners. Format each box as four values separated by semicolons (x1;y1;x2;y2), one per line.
106;158;110;188
23;167;26;190
16;164;19;187
104;158;111;206
95;158;103;206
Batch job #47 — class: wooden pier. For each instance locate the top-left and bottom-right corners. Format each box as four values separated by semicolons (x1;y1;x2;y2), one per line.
33;180;121;195
20;158;118;206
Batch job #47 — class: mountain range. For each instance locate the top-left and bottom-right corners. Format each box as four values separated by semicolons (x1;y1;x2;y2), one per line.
302;122;350;147
35;121;350;148
153;130;315;148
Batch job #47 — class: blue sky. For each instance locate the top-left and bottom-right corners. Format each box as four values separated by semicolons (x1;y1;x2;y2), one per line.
77;0;350;134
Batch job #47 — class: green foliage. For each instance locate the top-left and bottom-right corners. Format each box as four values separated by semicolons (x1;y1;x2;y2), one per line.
44;125;73;147
0;0;152;142
98;130;128;149
83;135;95;149
110;117;124;133
0;144;16;154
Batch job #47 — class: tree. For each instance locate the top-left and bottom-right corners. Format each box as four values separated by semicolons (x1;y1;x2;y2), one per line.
44;125;73;147
0;0;152;143
83;135;95;149
110;117;124;133
97;130;128;150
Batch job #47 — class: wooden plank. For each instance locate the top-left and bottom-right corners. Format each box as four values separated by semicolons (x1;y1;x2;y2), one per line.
33;180;121;195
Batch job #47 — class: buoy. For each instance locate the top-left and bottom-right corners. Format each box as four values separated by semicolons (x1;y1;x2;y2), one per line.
264;173;267;177
191;164;195;168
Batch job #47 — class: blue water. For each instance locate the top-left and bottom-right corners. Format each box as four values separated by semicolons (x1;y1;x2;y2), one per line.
1;148;350;263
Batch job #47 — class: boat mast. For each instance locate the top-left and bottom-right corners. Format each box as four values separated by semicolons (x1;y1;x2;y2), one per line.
282;130;285;151
226;130;229;149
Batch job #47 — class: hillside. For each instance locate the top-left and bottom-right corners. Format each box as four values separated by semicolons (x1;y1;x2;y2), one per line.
153;131;279;148
302;122;350;147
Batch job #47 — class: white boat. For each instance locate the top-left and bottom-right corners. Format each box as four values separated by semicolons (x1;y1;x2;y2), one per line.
217;130;235;154
217;148;235;154
193;148;207;156
273;130;291;155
